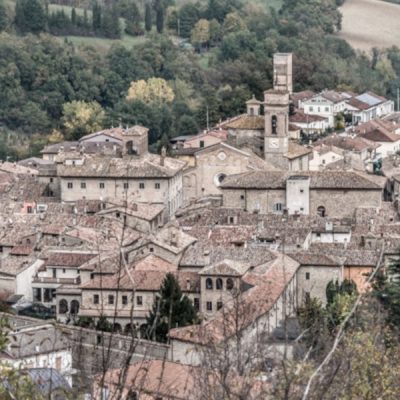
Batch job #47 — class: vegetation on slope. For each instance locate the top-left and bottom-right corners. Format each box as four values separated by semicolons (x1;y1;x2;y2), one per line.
0;0;399;158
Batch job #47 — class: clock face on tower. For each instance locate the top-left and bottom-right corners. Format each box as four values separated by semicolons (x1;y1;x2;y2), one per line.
270;139;279;148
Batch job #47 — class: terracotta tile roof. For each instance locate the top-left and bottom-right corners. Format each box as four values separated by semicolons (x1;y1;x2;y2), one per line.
98;360;195;400
321;90;347;104
221;170;287;190
82;269;199;292
346;97;370;110
286;142;312;160
199;259;251;276
289;252;343;266
222;114;265;130
170;254;299;344
358;129;400;143
58;154;185;179
180;242;276;268
10;245;35;256
314;135;379;152
99;203;164;221
0;256;36;277
43;252;96;268
134;254;177;272
221;170;382;190
290;90;316;107
289;110;327;124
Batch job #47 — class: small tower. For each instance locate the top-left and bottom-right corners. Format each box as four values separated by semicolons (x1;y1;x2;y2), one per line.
122;125;149;157
264;89;290;169
246;95;262;116
273;53;293;94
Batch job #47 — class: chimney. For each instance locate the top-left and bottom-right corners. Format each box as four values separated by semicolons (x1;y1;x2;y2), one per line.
160;147;166;166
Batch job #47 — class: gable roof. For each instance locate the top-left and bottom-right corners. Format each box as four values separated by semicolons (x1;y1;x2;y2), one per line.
199;259;251;276
221;114;265;130
220;170;382;190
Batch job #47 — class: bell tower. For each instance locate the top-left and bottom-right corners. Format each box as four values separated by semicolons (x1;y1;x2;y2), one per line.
273;53;293;94
264;89;290;170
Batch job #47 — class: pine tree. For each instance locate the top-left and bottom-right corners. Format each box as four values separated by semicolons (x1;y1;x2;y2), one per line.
145;3;152;32
14;0;46;34
0;0;7;32
146;273;198;343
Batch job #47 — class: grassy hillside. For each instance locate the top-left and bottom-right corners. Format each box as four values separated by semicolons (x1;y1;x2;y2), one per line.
338;0;400;51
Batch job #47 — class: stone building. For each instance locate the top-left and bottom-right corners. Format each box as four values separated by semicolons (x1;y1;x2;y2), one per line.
58;152;185;219
178;142;275;203
220;170;383;218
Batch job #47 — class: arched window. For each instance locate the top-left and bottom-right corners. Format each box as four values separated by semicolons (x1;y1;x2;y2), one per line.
59;299;68;314
271;115;278;135
317;206;326;217
226;278;234;291
216;278;223;290
70;300;80;315
206;278;213;290
113;323;122;334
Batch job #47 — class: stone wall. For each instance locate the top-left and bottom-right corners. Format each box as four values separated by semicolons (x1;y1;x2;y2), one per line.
309;189;382;218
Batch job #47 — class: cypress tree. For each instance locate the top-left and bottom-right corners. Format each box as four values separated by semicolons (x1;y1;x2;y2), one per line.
92;1;102;32
71;8;76;26
145;3;152;32
156;6;164;34
0;0;7;32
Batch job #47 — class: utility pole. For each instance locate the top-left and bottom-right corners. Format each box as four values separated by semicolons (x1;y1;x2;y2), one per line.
206;105;210;131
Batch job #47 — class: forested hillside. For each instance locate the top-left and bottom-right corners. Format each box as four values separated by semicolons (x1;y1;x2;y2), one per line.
0;0;399;159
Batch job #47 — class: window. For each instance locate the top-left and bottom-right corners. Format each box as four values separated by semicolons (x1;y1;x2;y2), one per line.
155;183;161;189
93;294;99;304
273;203;283;212
226;278;234;291
123;183;129;189
108;295;114;305
136;296;143;306
52;269;57;279
122;296;128;305
325;107;329;112
300;189;304;193
309;106;314;112
317;206;326;217
139;183;145;189
127;391;138;400
216;278;223;290
116;212;120;218
206;301;213;311
67;182;73;189
99;182;105;189
240;195;245;200
194;298;200;311
200;140;205;148
59;299;68;314
149;247;154;253
206;278;213;290
217;301;223;310
50;178;54;183
305;292;311;302
271;115;278;134
229;217;235;224
27;206;33;214
306;272;310;280
81;182;86;189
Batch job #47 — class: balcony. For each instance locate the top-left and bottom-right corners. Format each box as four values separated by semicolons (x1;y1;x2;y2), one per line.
32;276;81;285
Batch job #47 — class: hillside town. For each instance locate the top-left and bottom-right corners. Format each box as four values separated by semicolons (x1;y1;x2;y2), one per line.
1;52;400;398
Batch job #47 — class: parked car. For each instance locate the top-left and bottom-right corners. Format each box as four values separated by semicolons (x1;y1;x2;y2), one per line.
17;303;55;320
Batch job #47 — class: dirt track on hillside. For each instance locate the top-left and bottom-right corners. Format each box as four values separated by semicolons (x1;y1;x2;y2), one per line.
338;0;400;52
